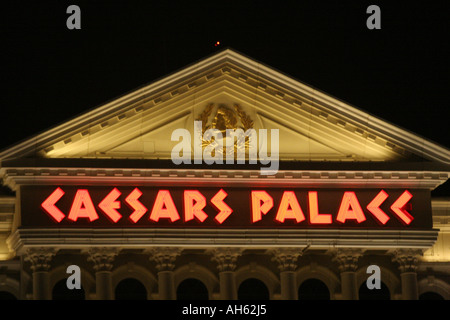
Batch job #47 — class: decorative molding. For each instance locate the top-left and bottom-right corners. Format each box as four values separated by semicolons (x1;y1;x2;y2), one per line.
9;228;438;255
86;247;120;272
268;247;307;272
0;196;15;243
23;247;57;272
147;247;182;272
1;167;448;191
331;248;363;273
210;247;243;272
196;103;255;159
392;249;422;273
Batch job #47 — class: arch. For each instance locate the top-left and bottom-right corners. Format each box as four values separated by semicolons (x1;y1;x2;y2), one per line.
238;278;270;300
113;263;157;300
359;281;390;300
418;277;450;300
235;264;278;300
177;278;209;300
0;291;17;300
52;278;86;300
115;278;147;300
296;264;340;300
0;276;20;300
298;278;330;300
174;263;218;299
419;291;444;300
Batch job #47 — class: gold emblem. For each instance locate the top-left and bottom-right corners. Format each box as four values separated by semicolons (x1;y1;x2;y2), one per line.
196;103;254;158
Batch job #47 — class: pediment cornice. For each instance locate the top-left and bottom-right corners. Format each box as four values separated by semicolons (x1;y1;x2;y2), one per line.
0;49;448;167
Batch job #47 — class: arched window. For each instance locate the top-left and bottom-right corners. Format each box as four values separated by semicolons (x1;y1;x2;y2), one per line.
115;278;147;300
0;291;17;300
238;278;269;300
419;292;444;300
177;278;209;300
52;279;85;300
298;278;330;300
359;281;390;300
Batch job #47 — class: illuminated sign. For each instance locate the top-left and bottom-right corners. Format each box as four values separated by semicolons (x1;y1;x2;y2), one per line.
20;186;432;229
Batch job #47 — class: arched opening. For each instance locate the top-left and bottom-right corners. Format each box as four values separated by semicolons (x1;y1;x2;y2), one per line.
177;278;209;300
359;281;390;300
115;278;147;300
52;279;85;300
238;278;269;300
298;278;330;300
0;291;17;300
419;292;444;300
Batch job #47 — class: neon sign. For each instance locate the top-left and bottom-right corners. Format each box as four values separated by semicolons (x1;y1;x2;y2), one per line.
21;186;432;229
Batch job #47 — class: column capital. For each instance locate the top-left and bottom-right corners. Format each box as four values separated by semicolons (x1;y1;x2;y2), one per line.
147;247;182;272
86;247;120;272
391;249;422;273
24;248;57;272
210;248;243;272
268;248;305;272
331;248;363;273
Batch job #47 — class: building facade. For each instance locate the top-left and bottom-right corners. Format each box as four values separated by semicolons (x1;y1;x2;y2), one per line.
0;50;449;300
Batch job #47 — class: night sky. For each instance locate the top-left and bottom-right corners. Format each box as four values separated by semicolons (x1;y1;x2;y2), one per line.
1;1;449;195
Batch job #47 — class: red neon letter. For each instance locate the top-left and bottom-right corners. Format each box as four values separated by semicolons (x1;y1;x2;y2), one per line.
126;188;148;223
98;188;122;223
251;191;273;223
390;190;414;225
67;189;99;222
211;189;233;224
366;190;390;225
41;187;66;222
149;190;180;222
275;191;305;223
184;190;208;222
336;192;366;223
308;191;332;224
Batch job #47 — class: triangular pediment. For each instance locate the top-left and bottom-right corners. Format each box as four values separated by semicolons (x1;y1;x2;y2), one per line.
1;49;449;166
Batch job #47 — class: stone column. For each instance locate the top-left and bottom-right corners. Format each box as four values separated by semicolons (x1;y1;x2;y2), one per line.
24;248;57;300
270;248;304;300
332;249;362;300
210;248;243;300
148;247;182;300
87;247;119;300
392;249;421;300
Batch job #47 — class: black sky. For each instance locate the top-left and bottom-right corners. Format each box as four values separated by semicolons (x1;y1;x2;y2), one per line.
1;1;449;194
